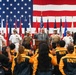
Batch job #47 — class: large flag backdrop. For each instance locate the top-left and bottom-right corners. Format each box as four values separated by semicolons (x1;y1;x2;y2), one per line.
0;0;76;34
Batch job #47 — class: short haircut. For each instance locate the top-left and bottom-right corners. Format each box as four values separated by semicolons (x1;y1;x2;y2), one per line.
59;40;65;47
52;42;56;49
67;45;74;53
22;42;31;49
9;43;15;50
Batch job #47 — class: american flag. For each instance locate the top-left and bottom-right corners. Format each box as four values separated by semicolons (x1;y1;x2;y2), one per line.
0;0;76;34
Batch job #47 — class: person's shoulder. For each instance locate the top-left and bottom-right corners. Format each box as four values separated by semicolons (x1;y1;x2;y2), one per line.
49;53;54;57
51;34;54;37
45;33;48;35
22;56;30;59
37;32;41;35
0;35;3;38
61;55;67;60
61;54;69;60
24;35;27;38
69;36;73;38
10;34;14;37
63;36;67;39
16;34;20;36
0;54;8;59
0;34;2;37
57;34;60;37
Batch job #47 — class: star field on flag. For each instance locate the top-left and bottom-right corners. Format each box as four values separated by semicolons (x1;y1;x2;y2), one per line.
0;0;33;28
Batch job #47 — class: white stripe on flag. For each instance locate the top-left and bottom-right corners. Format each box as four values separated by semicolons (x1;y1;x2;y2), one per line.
33;5;76;11
33;16;76;22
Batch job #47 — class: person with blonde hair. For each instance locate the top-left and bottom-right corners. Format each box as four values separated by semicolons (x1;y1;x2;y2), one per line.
13;45;32;75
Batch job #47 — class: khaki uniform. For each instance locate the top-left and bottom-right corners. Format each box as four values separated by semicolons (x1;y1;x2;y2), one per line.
23;36;32;44
51;34;60;43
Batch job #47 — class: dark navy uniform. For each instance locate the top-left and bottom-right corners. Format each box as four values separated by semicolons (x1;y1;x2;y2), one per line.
13;55;32;75
59;54;76;75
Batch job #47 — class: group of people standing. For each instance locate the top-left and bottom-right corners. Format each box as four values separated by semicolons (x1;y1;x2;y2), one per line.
0;28;76;75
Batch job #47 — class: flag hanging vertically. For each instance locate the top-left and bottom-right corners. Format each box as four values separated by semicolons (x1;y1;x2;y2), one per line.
46;18;49;34
36;18;38;33
9;24;11;38
9;24;12;37
54;18;56;28
5;19;8;46
71;17;74;33
28;16;32;32
40;12;44;28
24;16;27;33
64;17;67;36
9;18;12;38
59;18;63;38
19;17;22;37
47;18;49;30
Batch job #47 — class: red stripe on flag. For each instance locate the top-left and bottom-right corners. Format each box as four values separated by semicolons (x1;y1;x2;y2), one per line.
33;0;76;5
33;22;76;28
33;11;76;16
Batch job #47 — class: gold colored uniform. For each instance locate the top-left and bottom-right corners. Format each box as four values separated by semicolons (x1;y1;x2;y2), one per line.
59;54;76;75
29;54;57;75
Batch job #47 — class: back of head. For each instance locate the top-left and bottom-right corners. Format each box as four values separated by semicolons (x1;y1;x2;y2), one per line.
59;40;65;47
9;43;15;50
18;46;24;54
22;42;31;49
56;41;60;47
67;45;74;53
39;42;49;55
52;42;56;49
17;46;25;64
73;32;76;45
2;46;8;57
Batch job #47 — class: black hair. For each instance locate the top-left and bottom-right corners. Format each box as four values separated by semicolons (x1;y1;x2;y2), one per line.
56;41;60;46
9;43;15;50
73;32;76;45
2;46;8;57
37;42;51;71
22;42;31;49
52;42;56;49
67;45;74;53
59;40;65;47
